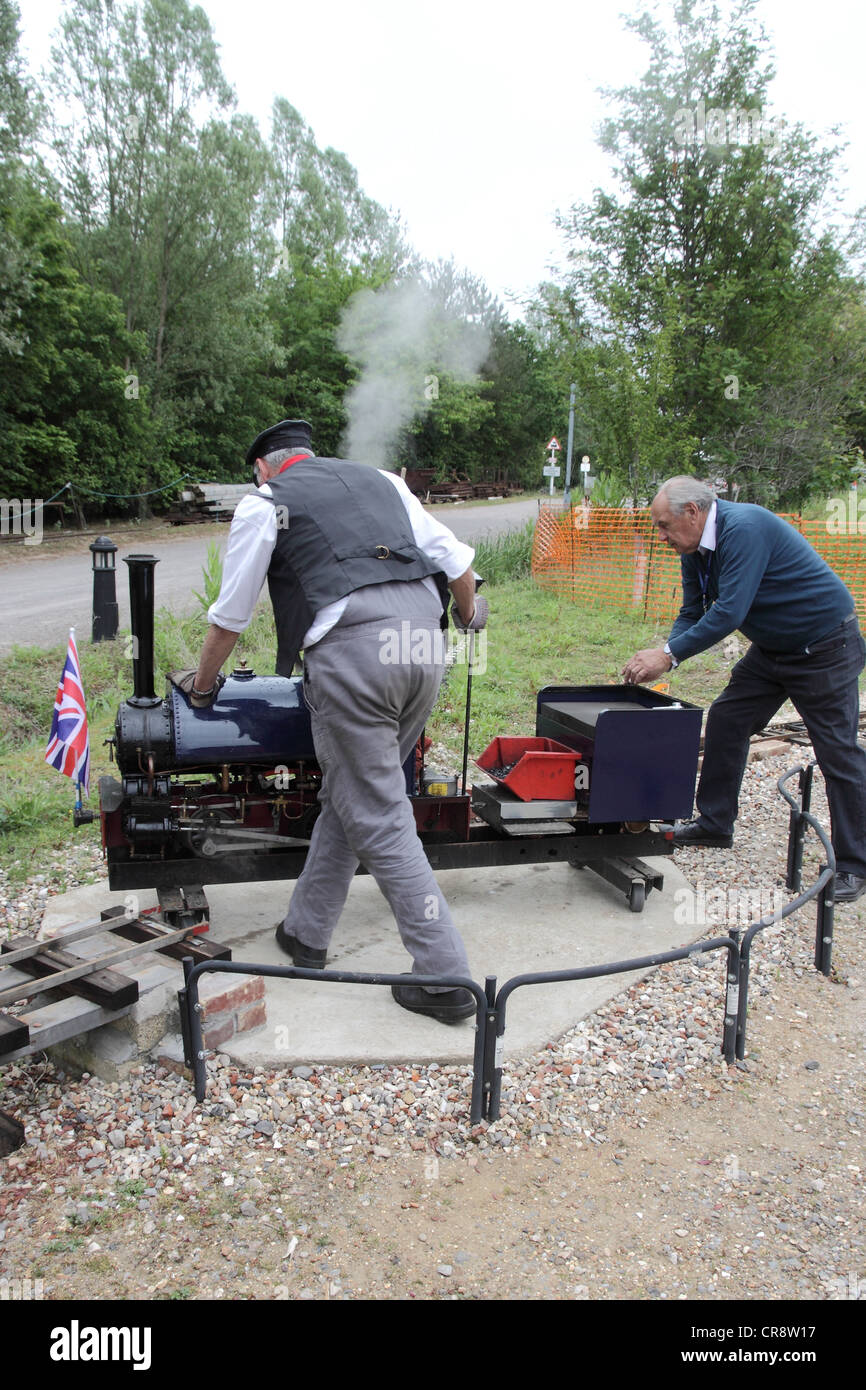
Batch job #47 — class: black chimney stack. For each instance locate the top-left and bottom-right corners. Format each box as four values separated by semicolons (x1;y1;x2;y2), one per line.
124;554;160;706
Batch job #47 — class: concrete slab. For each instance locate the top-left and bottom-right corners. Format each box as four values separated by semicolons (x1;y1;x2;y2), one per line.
40;855;713;1070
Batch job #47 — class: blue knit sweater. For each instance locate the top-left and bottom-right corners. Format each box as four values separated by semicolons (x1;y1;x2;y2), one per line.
667;500;854;662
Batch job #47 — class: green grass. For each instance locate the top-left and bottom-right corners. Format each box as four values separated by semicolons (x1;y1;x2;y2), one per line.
41;1235;85;1254
117;1178;148;1205
192;539;225;617
0;596;286;885
469;521;535;584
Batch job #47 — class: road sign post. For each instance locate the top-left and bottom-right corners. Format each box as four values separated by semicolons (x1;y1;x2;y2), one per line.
544;438;561;497
543;459;561;497
580;455;591;500
564;386;576;506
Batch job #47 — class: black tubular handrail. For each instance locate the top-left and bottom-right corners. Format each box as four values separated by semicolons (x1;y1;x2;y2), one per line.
733;763;836;1059
487;937;740;1121
175;761;838;1122
776;762;837;975
179;959;489;1122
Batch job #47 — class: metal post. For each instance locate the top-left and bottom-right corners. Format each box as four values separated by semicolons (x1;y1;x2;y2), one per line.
563;384;576;508
723;930;740;1063
460;631;475;795
469;976;492;1125
815;873;835;976
183;970;207;1101
786;765;812;892
735;946;751;1061
90;536;119;642
481;975;499;1121
178;955;195;1069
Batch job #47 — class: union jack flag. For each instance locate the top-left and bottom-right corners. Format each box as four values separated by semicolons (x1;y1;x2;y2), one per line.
45;629;90;794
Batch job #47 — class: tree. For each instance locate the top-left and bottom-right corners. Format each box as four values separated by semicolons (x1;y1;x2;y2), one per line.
0;0;34;168
0;1;154;502
0;0;38;359
269;96;408;278
550;0;865;505
263;97;409;455
47;0;278;478
0;182;154;502
401;370;494;481
265;254;389;456
477;320;564;488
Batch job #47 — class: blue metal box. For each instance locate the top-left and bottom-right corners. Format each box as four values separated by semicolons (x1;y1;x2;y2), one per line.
535;684;702;824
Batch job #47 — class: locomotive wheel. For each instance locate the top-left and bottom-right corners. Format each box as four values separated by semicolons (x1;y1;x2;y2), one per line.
182;808;236;858
289;802;322;840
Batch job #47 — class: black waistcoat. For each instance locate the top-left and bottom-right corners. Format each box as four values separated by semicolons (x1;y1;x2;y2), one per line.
266;459;446;675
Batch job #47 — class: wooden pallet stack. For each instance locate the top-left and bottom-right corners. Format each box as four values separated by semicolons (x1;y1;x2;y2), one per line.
425;478;524;503
165;482;255;525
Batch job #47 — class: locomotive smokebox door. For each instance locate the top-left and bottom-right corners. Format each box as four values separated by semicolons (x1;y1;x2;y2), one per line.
535;684;702;824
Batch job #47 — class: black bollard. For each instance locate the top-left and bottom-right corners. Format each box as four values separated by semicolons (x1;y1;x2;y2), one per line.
90;535;119;642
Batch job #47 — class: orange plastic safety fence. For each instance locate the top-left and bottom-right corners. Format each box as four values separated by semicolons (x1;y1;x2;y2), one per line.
531;504;866;628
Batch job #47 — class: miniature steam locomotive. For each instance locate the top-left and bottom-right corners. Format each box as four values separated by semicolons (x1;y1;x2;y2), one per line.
93;556;702;912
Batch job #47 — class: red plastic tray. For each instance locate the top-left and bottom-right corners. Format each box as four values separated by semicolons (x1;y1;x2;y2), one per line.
475;736;583;802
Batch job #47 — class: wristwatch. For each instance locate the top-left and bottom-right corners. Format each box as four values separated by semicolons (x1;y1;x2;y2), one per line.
663;643;678;669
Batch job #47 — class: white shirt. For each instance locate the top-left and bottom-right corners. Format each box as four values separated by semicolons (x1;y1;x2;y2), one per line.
699;500;718;554
664;500;718;666
208;467;475;647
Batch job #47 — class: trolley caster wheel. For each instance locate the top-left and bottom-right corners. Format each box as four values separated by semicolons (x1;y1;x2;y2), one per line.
628;880;646;913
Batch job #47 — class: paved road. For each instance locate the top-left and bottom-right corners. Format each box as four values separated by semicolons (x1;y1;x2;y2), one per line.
0;497;540;655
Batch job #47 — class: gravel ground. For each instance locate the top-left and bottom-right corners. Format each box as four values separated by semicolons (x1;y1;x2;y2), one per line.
1;749;864;1306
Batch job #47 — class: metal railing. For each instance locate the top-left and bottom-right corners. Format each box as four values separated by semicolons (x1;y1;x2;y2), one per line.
177;761;838;1121
483;938;739;1120
179;960;489;1120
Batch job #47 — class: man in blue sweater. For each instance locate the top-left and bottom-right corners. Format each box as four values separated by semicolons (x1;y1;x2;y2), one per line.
622;477;866;902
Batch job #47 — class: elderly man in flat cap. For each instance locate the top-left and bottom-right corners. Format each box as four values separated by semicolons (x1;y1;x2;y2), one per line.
177;419;487;1022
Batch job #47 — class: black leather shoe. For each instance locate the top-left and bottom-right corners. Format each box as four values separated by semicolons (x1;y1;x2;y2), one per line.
672;819;734;849
274;922;327;969
833;873;866;904
391;982;475;1024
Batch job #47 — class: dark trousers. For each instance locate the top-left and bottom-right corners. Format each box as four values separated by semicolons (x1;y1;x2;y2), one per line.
696;620;866;876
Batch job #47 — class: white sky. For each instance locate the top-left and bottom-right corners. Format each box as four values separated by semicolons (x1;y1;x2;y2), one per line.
18;0;866;310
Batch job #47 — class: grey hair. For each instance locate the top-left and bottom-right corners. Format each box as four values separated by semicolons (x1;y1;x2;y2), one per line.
656;476;716;515
263;446;313;467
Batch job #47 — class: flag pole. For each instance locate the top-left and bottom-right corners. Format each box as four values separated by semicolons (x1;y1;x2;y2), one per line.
70;627;84;810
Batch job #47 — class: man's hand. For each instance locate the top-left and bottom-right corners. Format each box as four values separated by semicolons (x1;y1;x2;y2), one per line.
168;669;226;708
177;624;239;705
451;594;489;632
621;647;672;685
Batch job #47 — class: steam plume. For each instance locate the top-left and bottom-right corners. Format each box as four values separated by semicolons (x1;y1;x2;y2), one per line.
337;277;491;468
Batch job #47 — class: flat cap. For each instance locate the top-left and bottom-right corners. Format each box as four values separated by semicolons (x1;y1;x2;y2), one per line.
245;419;313;468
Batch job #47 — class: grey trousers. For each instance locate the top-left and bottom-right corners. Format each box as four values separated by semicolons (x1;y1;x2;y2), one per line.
281;581;471;983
